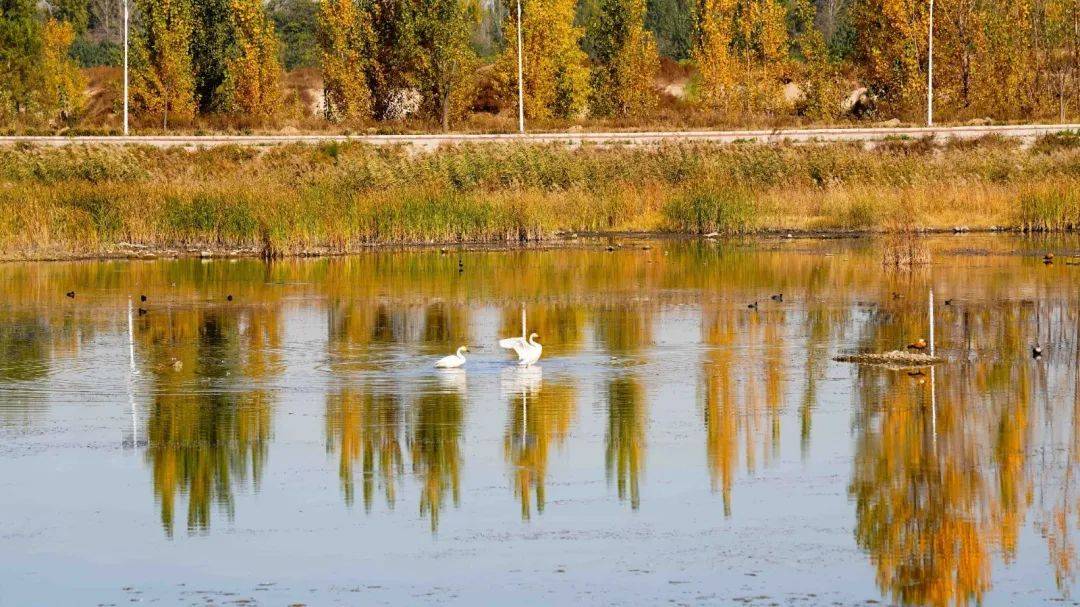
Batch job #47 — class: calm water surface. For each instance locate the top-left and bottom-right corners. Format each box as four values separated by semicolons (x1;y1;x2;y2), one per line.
3;235;1080;606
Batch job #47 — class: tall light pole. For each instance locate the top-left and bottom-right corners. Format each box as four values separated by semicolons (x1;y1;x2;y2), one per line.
123;0;129;135
927;0;934;126
516;0;524;134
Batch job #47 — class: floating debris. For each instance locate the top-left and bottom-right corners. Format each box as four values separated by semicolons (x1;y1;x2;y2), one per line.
834;350;944;367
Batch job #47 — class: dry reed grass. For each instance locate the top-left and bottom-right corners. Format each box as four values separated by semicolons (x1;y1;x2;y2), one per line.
0;136;1077;259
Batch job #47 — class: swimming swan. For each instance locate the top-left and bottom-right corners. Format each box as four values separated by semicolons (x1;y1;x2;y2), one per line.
435;346;469;368
499;333;542;366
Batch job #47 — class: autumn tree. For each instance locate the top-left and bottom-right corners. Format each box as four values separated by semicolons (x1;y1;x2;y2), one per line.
979;0;1037;118
646;0;694;59
366;0;423;120
131;0;198;128
414;0;480;129
48;0;90;34
692;0;738;113
0;0;45;121
693;0;788;117
730;0;787;114
38;19;86;124
932;0;983;115
501;0;591;120
317;0;374;122
789;0;841;120
848;0;929;117
190;0;232;111
221;0;284;118
1033;0;1078;121
588;0;660;118
0;0;84;126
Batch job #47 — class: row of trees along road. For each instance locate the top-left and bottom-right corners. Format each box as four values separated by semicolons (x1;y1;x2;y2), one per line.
1;0;1078;129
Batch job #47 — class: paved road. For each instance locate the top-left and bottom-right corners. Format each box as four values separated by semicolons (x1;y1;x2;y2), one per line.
1;123;1077;148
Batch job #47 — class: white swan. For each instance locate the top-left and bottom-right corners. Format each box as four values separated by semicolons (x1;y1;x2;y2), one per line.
500;333;542;366
435;346;469;368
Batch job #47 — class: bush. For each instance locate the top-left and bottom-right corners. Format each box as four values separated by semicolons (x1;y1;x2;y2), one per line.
70;38;121;68
663;185;756;235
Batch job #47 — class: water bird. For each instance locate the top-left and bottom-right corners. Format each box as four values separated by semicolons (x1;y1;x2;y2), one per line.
944;299;953;306
66;291;75;299
1044;253;1055;265
907;338;928;351
458;259;464;273
747;302;758;310
500;333;542;367
771;294;783;302
138;308;148;316
891;292;902;300
140;294;147;302
226;294;233;302
1033;344;1043;359
435;346;469;369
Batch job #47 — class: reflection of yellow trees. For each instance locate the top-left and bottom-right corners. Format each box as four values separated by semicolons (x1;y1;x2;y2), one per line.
141;306;279;536
702;306;739;515
325;387;405;511
606;375;645;509
327;300;470;368
411;389;464;532
701;302;796;514
500;304;586;357
850;351;1035;606
504;379;577;519
147;391;272;536
851;382;990;607
595;304;652;355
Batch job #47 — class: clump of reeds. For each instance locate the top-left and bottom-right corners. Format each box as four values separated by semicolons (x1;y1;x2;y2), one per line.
662;183;756;235
881;232;931;267
1015;185;1080;232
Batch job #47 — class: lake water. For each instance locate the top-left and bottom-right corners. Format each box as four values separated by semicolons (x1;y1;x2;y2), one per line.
2;235;1080;606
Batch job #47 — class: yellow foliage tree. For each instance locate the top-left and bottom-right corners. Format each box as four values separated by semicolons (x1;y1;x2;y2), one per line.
501;0;591;120
222;0;284;119
731;0;787;114
318;0;374;122
693;0;788;118
849;0;929;118
589;0;660;118
130;0;198;128
38;19;85;126
693;0;739;114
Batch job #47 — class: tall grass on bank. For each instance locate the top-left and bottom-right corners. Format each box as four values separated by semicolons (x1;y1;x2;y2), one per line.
1;137;1079;259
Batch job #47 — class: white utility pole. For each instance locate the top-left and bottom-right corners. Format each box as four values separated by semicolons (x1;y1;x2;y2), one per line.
516;0;525;134
927;0;934;126
123;0;129;135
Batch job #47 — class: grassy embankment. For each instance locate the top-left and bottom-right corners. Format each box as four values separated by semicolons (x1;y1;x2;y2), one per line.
0;133;1078;260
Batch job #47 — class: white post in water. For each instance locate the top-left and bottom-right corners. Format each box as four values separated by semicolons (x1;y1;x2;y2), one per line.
515;0;525;134
127;297;136;373
928;289;935;356
927;0;935;127
928;288;937;447
122;0;129;135
127;297;137;447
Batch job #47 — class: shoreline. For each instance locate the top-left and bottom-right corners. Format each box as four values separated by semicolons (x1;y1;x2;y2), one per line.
0;227;1064;264
2;138;1078;262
